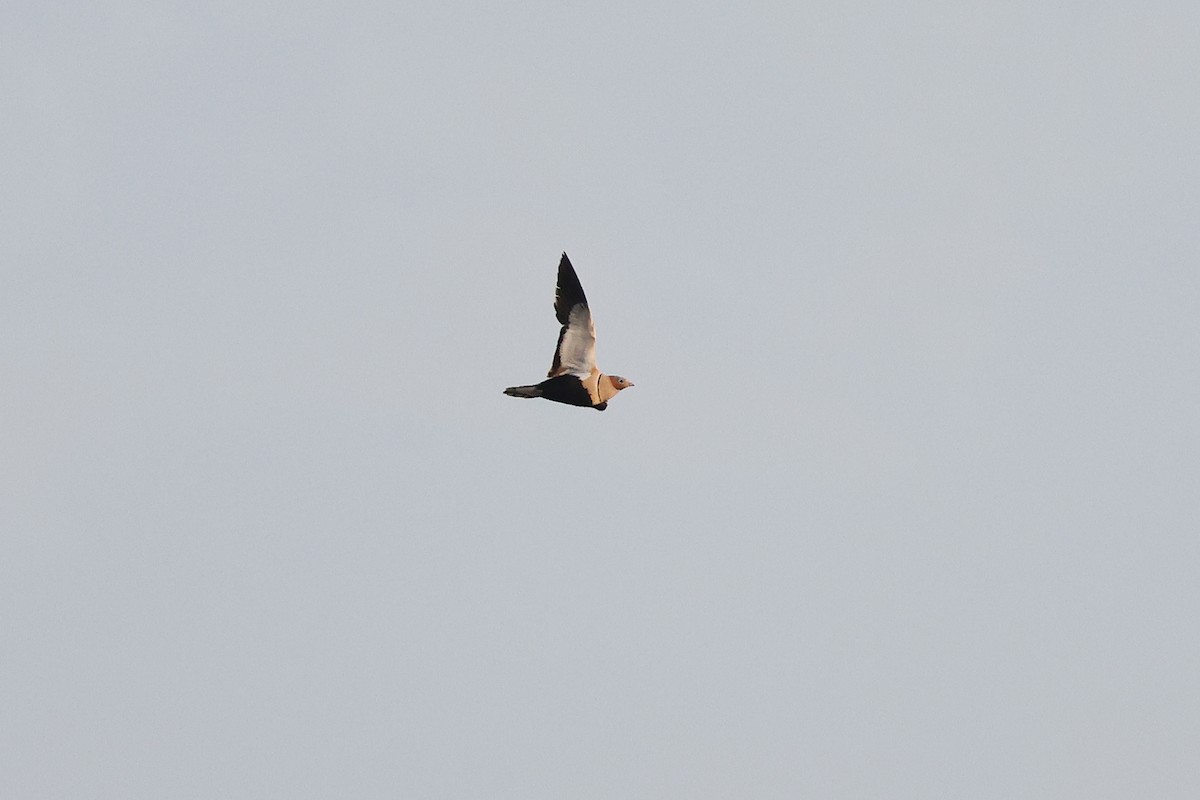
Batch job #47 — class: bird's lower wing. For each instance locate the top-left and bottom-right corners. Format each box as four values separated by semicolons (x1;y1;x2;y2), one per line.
548;303;597;377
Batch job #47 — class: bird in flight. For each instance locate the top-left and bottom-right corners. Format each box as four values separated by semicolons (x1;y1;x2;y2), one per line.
504;252;634;411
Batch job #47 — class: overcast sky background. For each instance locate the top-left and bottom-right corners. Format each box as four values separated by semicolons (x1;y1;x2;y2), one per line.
3;2;1199;798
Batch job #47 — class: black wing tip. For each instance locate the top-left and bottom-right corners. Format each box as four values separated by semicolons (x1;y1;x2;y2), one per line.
557;253;581;283
553;250;588;323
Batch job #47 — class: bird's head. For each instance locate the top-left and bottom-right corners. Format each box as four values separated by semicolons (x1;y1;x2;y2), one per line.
606;375;634;392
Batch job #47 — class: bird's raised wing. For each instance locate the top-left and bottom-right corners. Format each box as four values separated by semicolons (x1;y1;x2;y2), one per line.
548;252;597;378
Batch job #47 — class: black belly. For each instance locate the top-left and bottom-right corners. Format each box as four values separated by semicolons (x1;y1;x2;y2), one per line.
537;375;604;410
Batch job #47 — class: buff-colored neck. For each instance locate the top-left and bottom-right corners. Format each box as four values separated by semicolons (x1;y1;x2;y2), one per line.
597;374;619;403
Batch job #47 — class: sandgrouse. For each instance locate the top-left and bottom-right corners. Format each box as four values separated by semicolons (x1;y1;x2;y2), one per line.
503;253;634;411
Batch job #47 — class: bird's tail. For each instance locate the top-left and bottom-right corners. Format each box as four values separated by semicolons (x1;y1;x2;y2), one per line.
503;384;542;399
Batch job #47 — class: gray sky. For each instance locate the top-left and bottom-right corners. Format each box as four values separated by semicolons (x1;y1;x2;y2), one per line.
3;2;1198;798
